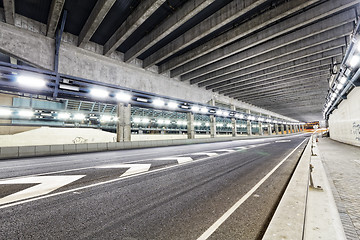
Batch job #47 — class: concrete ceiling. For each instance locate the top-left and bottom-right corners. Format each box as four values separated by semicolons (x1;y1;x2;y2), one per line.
2;0;359;121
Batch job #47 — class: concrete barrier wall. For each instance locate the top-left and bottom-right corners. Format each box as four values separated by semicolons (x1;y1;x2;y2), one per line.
263;136;311;239
329;87;360;147
0;133;302;160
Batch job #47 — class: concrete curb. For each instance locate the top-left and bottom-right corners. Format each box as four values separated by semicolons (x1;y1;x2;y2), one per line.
0;133;304;160
262;136;311;239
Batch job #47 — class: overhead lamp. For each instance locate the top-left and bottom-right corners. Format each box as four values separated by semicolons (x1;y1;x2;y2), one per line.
142;118;149;123
349;55;360;68
195;122;201;126
153;99;164;107
73;113;85;121
164;119;171;125
336;83;344;90
216;123;223;127
57;112;71;120
100;115;112;122
217;110;223;116
136;97;148;103
258;117;264;122
157;119;165;124
116;92;132;102
0;108;12;116
205;122;210;127
17;75;46;89
239;114;244;119
339;76;347;84
200;107;208;113
226;123;232;128
191;106;200;112
222;111;229;116
18;110;33;118
90;88;109;98
168;102;178;109
133;117;141;123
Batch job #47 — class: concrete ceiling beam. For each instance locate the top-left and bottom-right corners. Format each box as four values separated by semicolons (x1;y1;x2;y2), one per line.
191;39;344;88
142;0;268;68
211;58;332;94
223;70;329;96
185;12;353;83
196;20;352;87
175;1;357;79
232;80;329;99
46;0;65;38
3;0;15;25
78;0;116;48
124;0;215;63
103;0;165;56
209;50;342;92
237;86;328;102
161;0;321;74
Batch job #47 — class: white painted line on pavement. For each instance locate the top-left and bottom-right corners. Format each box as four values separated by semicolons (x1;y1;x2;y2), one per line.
191;152;219;157
0;175;85;205
275;140;292;143
196;138;307;240
96;164;151;177
154;157;193;164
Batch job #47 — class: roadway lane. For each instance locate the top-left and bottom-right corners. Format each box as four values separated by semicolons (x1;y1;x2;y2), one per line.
0;134;309;239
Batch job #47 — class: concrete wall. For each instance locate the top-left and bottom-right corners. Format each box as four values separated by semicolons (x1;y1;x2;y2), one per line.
0;126;248;147
329;87;360;147
0;19;296;122
0;132;302;160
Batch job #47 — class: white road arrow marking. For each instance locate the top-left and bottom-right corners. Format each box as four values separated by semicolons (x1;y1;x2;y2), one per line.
96;164;151;177
0;175;85;205
154;157;193;164
191;152;219;157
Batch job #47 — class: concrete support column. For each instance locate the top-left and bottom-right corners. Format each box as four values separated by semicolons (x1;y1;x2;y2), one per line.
117;103;131;142
295;125;298;133
290;125;294;133
275;124;279;135
187;112;195;139
259;122;263;135
268;123;272;135
281;124;285;135
286;125;289;134
210;115;216;138
301;125;304;131
231;105;237;137
247;120;252;136
246;110;252;136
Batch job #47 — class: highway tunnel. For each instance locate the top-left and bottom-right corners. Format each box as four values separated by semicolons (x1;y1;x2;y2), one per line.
0;0;359;239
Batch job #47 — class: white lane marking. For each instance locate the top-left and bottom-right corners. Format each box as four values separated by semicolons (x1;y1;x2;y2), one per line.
96;164;151;177
0;139;301;209
213;149;236;153
154;157;193;164
275;140;292;143
0;175;85;205
196;138;307;240
191;152;219;157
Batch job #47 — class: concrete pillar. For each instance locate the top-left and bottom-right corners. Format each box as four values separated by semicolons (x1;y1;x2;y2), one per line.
187;112;195;139
259;122;263;135
295;125;298;133
117;103;131;142
268;123;272;135
301;125;304;131
275;124;279;135
210;115;216;138
290;125;294;133
285;125;289;134
231;105;237;137
281;124;285;134
247;120;252;136
246;110;252;136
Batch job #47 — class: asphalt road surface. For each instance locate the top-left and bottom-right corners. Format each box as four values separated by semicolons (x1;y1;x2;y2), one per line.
0;134;309;239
